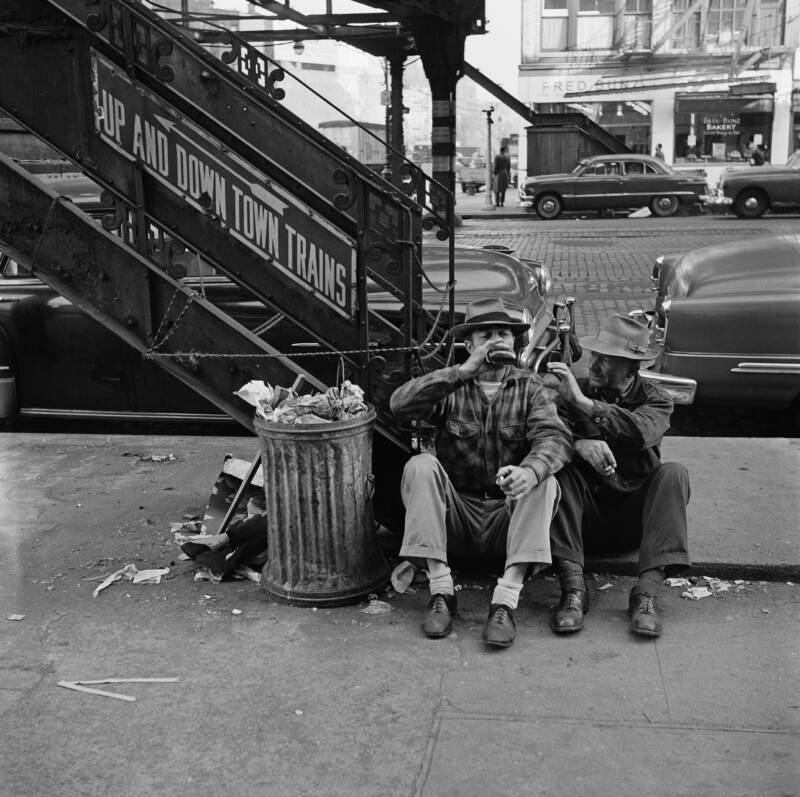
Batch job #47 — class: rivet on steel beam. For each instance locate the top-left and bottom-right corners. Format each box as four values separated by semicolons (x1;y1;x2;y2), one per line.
125;315;137;328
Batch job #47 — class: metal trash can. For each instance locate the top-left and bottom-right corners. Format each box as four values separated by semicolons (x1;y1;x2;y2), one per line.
254;409;389;607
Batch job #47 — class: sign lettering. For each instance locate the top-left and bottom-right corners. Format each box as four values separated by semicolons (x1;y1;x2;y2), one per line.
91;52;356;318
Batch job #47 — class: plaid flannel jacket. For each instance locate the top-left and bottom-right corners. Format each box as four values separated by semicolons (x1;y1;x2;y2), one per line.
390;365;573;495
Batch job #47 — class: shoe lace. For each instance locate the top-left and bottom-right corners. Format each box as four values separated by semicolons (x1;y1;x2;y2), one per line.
431;594;449;613
637;593;657;614
493;605;512;626
563;591;585;611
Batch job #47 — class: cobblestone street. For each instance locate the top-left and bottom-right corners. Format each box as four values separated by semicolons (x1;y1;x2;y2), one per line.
451;211;800;436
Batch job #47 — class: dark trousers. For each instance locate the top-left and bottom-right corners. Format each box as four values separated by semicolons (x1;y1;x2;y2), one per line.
550;461;691;575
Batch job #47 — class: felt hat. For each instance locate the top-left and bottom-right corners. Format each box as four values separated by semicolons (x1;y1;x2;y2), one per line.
579;314;659;360
451;297;530;340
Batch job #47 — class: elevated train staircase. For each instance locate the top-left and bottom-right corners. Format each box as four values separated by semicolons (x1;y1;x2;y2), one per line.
0;0;455;527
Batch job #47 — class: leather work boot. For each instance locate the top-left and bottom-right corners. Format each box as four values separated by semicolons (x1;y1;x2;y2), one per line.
482;604;516;647
422;593;457;638
628;587;663;638
551;588;589;634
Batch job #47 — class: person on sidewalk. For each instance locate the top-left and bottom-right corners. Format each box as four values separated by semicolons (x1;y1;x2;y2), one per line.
545;314;691;639
493;146;511;207
390;298;573;647
653;143;665;161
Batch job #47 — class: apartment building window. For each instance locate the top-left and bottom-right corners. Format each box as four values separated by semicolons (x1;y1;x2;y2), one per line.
624;0;652;49
751;0;784;46
577;0;615;49
670;0;779;49
542;0;569;51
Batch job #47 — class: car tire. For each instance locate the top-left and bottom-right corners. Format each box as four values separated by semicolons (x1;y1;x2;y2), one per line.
733;189;768;219
535;194;562;220
650;195;679;217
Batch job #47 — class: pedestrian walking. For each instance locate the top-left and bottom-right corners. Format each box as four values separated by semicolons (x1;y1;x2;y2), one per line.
390;298;573;647
493;146;511;207
653;143;665;161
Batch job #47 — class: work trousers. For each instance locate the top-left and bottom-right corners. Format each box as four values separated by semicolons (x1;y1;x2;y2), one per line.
550;461;691;574
399;453;559;569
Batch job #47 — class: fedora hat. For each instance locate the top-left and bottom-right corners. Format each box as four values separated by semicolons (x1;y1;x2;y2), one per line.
580;314;659;360
451;297;530;340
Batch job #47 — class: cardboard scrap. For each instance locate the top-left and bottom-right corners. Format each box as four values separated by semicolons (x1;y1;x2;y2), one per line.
390;561;415;594
92;563;170;597
682;586;713;600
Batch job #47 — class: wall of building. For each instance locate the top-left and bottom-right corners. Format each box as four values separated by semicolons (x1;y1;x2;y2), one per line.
516;0;799;180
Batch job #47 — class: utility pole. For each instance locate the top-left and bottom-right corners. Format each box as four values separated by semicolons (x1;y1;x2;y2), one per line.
483;106;494;210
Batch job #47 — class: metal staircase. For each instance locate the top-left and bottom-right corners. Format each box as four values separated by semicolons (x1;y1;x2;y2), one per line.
0;0;455;528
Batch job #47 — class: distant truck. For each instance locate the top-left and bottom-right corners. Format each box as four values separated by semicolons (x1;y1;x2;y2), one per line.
318;120;386;172
456;156;487;194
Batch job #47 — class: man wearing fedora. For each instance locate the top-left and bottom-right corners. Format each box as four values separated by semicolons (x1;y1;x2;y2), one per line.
546;314;690;638
390;297;573;647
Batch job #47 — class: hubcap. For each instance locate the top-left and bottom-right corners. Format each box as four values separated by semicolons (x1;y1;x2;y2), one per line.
541;199;556;214
744;196;759;210
658;197;673;210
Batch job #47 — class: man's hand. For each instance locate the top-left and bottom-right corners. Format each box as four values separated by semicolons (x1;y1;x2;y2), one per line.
574;439;617;476
496;465;538;498
545;361;586;404
457;338;495;381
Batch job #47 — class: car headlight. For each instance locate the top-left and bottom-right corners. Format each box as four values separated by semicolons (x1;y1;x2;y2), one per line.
529;263;551;296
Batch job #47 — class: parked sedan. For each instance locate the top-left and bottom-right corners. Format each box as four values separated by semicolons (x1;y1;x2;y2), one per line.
632;234;800;425
520;154;708;219
0;228;555;424
701;150;800;218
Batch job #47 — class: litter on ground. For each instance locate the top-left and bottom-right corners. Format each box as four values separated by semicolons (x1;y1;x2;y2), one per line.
92;564;170;597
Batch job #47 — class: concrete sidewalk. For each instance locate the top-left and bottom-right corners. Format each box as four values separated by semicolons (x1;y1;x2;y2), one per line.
1;433;798;796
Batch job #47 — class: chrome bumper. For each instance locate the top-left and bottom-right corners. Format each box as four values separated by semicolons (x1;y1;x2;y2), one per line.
700;193;733;205
638;369;697;405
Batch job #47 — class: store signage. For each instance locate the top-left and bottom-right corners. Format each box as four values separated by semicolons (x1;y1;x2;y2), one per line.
90;52;356;319
703;113;740;135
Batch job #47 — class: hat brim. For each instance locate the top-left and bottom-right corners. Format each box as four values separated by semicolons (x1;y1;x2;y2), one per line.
579;334;659;360
452;319;530;340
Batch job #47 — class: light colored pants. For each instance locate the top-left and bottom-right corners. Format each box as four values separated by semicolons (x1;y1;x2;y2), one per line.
399;453;559;569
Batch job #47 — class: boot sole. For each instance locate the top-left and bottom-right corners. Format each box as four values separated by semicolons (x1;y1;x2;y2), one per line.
551;621;584;634
423;626;453;639
483;636;514;647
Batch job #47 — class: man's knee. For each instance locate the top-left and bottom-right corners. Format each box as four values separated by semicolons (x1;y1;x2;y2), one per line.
657;462;690;491
403;452;440;480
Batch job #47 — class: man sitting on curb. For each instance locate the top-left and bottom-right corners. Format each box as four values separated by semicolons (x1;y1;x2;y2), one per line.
545;314;691;638
390;298;573;648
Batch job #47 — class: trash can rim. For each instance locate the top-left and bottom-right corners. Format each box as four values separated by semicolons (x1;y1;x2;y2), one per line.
253;407;376;433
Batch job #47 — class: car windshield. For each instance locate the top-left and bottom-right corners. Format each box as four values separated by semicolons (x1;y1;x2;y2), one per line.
571;161;587;174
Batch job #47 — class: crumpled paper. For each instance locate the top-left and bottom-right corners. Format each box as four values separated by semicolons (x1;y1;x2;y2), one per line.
360;599;392;615
92;563;170;597
234;379;368;424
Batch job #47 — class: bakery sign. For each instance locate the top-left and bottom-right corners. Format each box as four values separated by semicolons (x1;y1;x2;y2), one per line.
703;113;740;135
90;51;356;319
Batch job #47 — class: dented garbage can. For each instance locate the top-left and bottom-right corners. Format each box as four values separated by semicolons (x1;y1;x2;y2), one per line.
255;409;390;607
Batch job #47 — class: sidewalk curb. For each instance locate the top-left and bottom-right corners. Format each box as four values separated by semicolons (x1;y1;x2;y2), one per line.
584;557;799;583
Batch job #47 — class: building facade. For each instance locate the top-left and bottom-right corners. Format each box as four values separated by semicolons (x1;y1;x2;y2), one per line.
518;0;800;179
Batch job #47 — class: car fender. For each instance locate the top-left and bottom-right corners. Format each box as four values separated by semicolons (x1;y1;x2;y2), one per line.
0;324;19;419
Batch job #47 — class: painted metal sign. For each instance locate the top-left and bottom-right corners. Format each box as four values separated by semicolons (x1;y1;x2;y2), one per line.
91;52;356;319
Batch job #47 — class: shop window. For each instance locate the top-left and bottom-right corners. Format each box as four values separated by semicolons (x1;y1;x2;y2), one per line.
673;96;773;163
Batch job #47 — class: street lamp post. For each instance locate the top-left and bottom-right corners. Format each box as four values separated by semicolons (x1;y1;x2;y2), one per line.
483;106;494;210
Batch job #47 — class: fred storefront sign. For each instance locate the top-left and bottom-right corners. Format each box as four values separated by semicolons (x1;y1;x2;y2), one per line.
91;52;356;319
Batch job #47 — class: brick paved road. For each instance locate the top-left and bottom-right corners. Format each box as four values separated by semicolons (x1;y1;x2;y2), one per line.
452;214;800;436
